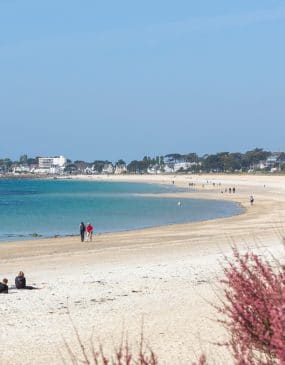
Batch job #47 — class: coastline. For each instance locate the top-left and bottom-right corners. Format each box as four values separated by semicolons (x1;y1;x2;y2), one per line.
0;174;243;243
1;174;285;364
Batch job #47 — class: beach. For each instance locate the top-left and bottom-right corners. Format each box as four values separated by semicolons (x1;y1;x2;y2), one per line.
1;174;285;364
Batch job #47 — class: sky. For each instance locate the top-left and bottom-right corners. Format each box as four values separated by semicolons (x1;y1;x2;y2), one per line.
0;0;285;162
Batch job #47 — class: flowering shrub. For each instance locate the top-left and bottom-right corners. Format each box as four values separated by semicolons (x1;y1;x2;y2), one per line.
219;247;285;365
62;323;158;365
62;320;209;364
191;354;208;365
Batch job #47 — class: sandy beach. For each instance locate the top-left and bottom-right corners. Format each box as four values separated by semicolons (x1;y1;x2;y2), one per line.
1;174;285;364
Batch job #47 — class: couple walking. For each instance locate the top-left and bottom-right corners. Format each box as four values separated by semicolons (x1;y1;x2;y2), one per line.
79;222;93;242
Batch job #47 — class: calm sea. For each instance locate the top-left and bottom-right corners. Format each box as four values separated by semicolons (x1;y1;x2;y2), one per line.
0;179;243;241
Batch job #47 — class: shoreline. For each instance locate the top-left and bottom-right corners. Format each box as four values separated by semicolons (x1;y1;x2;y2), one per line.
0;175;243;245
0;174;246;250
1;174;285;364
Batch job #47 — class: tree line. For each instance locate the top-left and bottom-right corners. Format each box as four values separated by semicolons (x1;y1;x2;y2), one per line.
1;148;285;174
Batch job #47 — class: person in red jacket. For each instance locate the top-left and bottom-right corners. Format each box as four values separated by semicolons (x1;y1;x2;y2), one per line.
86;223;93;242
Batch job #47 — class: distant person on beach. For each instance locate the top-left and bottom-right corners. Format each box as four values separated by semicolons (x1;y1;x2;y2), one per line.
250;195;254;205
15;271;26;289
86;223;93;241
79;222;86;242
233;187;236;193
0;278;8;293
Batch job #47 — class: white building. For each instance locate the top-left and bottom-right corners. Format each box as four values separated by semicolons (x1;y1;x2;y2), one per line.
38;157;54;169
255;153;285;171
38;155;67;174
164;164;175;173
52;156;67;167
12;166;31;174
147;165;163;174
114;164;127;174
173;162;196;172
102;163;114;174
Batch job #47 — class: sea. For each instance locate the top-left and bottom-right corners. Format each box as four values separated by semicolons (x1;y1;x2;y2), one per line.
0;179;243;242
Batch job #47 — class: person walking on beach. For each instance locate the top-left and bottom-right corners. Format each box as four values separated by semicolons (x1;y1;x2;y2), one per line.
86;223;93;242
250;195;254;205
79;222;86;242
0;278;8;293
15;271;26;289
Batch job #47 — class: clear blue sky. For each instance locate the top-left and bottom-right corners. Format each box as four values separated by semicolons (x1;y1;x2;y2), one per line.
1;0;284;162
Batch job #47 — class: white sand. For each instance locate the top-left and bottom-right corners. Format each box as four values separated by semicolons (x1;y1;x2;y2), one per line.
1;174;285;364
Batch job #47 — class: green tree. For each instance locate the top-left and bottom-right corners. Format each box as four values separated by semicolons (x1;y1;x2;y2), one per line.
127;160;149;173
164;153;182;163
202;153;226;172
127;160;140;173
0;158;13;171
27;157;38;165
64;164;77;174
224;153;243;171
19;154;28;164
183;153;199;163
115;159;126;166
245;148;271;166
92;160;111;173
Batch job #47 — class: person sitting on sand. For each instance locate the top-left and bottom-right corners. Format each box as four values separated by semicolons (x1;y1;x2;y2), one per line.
86;223;93;242
0;278;8;293
15;271;26;289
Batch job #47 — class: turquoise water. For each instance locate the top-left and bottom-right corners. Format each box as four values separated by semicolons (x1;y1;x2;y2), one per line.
0;179;243;241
